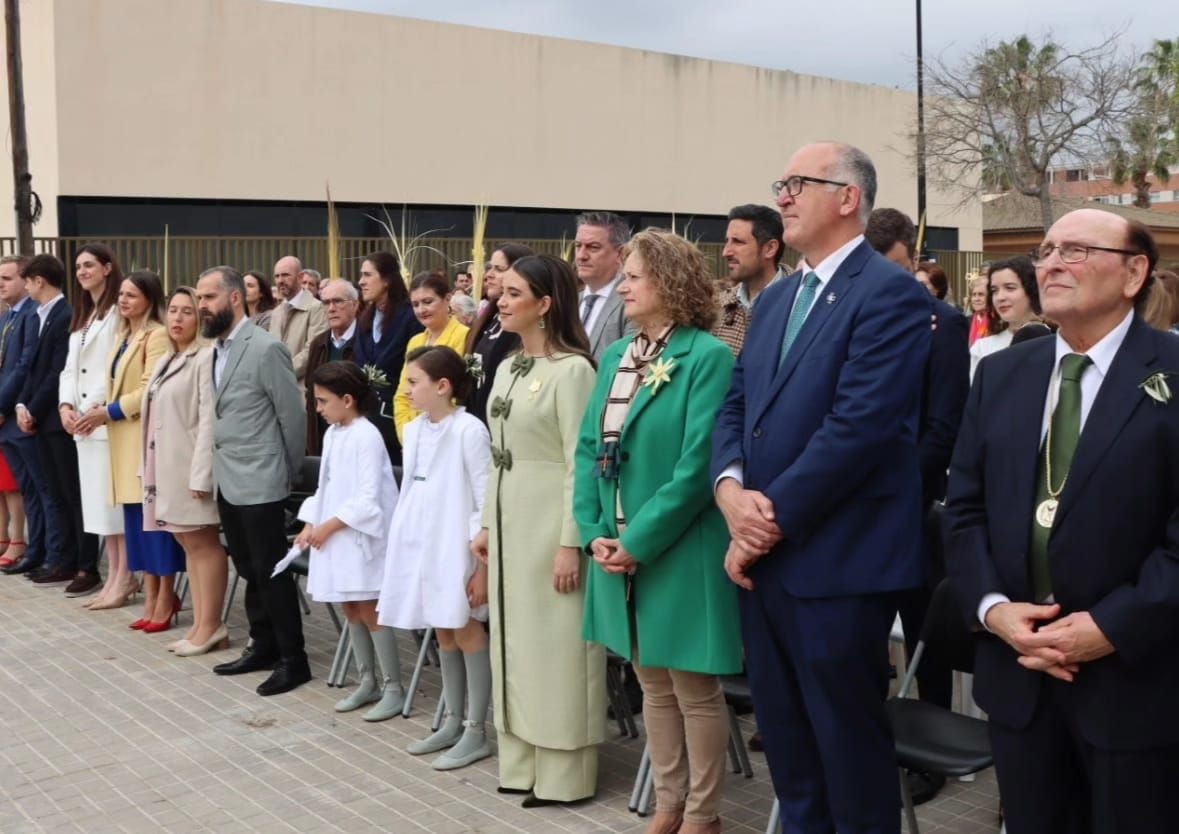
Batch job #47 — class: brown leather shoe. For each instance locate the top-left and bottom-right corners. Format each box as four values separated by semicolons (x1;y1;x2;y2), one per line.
32;566;75;584
64;572;101;597
644;812;684;834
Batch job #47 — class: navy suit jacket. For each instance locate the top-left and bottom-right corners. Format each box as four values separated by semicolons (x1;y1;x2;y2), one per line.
352;304;423;418
16;297;72;434
920;299;970;506
0;301;37;420
712;240;932;598
945;316;1179;749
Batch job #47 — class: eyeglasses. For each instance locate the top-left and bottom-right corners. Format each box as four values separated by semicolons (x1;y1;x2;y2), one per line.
1033;242;1144;264
771;175;849;199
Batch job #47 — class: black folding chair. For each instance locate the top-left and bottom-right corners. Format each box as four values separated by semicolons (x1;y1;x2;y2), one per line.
889;578;994;833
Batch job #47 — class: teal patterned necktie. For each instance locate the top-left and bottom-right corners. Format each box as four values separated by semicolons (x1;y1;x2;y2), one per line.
778;272;821;368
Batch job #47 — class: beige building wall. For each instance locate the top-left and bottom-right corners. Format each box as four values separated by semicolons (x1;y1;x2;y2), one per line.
8;0;980;247
0;0;61;241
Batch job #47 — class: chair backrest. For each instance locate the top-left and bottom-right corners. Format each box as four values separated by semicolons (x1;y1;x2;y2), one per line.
292;456;321;495
917;577;977;676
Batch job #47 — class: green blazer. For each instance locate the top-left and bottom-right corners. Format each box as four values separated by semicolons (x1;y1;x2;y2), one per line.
574;327;742;675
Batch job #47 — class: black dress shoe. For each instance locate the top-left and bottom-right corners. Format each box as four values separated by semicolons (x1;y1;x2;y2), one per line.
521;791;589;809
256;661;312;696
213;648;278;676
64;571;102;597
748;730;764;752
2;557;42;576
907;770;946;805
32;566;75;584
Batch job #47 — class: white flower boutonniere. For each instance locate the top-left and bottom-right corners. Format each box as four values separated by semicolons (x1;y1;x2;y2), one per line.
527;378;543;401
642;357;676;396
1140;371;1173;405
362;364;391;390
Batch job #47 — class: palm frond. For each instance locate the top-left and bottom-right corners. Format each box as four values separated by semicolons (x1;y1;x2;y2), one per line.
325;183;341;279
471;203;489;301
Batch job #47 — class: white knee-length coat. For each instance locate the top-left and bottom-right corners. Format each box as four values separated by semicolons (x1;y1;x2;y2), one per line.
297;417;398;599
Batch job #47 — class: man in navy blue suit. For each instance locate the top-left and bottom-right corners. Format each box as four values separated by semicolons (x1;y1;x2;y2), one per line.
712;142;931;833
945;209;1179;833
0;255;45;577
14;255;77;585
866;209;970;703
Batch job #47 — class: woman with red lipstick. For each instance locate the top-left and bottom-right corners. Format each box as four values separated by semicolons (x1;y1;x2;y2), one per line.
393;272;469;441
969;255;1045;381
75;271;182;633
142;287;229;656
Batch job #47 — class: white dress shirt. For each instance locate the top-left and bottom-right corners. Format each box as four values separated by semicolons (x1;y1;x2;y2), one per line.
213;315;249;389
332;320;357;351
36;293;65;335
372;307;385;344
579;276;619;336
976;308;1134;626
716;235;865;490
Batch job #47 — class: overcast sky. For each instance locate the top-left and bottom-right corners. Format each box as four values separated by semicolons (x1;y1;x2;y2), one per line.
278;0;1171;89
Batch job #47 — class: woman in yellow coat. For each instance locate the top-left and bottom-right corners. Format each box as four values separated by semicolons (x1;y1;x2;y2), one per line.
75;271;177;631
392;272;469;441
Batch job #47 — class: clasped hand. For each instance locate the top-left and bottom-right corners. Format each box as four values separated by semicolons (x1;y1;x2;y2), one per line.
984;602;1115;683
72;404;109;436
294;518;345;550
590;537;637;576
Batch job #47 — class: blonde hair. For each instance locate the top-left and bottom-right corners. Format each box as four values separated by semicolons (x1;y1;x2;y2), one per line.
624;229;719;331
165;286;206;351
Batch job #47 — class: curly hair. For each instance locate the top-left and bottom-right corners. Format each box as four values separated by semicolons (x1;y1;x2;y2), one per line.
624;229;719;331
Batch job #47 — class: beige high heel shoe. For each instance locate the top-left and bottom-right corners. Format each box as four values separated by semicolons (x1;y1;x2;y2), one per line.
174;625;230;657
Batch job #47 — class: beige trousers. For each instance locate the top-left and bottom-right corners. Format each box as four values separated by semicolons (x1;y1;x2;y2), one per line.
633;659;729;823
497;730;598;801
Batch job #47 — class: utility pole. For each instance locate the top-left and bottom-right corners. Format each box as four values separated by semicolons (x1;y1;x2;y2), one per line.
915;0;927;242
5;0;33;255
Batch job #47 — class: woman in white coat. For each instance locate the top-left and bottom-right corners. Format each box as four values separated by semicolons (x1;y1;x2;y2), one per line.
58;245;130;609
295;362;403;720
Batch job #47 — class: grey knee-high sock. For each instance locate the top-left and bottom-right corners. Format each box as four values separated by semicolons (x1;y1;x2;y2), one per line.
463;648;491;728
370;626;404;691
438;648;466;730
334;623;379;712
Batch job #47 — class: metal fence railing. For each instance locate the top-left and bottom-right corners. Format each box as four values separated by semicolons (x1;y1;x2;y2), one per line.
0;236;1015;310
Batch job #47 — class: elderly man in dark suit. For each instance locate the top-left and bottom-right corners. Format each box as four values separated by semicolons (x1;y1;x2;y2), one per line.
946;209;1179;833
713;143;931;834
196;266;308;697
303;278;358;454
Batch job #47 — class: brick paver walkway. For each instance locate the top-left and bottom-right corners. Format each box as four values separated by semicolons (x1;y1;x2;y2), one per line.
0;573;1001;832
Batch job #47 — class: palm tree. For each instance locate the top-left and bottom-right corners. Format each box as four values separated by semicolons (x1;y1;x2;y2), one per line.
1109;39;1179;209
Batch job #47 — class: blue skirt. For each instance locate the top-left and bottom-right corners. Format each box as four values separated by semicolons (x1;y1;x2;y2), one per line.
124;504;186;577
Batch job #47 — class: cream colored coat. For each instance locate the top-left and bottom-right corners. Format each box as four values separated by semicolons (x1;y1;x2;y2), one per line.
268;289;327;382
59;307;120;440
107;322;169;505
140;344;219;526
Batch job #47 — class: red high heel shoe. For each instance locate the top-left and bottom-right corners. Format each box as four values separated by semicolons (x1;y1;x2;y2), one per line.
142;596;181;633
129;618;150;630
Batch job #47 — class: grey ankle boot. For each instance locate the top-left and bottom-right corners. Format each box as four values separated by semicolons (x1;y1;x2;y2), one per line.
335;624;381;713
431;648;493;770
363;627;407;722
407;648;465;754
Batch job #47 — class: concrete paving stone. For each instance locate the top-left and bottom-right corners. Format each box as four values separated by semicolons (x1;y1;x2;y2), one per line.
0;572;999;834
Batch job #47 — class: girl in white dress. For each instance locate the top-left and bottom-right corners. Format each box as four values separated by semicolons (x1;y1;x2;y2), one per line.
295;361;405;720
377;345;492;771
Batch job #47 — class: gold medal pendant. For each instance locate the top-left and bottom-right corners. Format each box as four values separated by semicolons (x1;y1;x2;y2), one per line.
1036;499;1058;529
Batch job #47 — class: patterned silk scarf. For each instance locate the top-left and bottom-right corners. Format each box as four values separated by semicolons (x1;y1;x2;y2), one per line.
596;325;675;532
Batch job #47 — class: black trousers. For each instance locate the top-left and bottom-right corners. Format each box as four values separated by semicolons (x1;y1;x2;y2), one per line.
217;496;305;663
897;585;953;709
36;430;98;574
991;679;1179;834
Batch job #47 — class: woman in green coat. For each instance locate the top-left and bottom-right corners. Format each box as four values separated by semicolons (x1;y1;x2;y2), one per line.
574;229;741;834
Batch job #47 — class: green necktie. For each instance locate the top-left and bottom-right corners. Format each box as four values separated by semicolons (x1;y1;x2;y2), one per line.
1030;352;1092;601
778;271;821;368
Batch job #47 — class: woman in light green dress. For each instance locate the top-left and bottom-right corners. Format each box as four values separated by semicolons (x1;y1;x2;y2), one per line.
471;255;603;807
